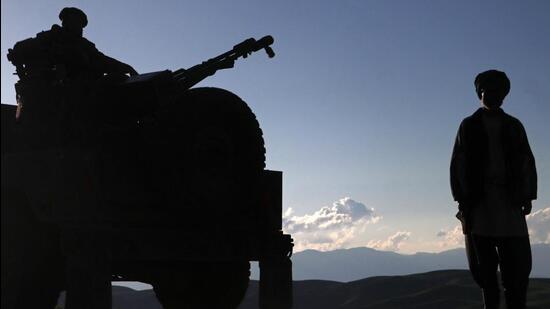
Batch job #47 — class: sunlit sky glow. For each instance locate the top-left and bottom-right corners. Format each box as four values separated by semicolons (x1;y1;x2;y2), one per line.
2;0;549;254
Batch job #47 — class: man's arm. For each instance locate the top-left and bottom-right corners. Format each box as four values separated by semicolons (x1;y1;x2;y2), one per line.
81;38;138;76
450;121;470;209
450;121;473;233
516;121;537;215
95;51;138;76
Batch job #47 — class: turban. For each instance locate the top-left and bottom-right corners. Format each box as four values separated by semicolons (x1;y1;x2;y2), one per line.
474;70;510;100
59;7;88;28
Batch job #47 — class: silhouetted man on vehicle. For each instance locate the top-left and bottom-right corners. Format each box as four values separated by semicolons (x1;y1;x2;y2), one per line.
7;7;137;82
7;7;138;121
450;70;537;309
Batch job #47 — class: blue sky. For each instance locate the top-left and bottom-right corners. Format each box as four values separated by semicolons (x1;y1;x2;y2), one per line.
2;0;549;253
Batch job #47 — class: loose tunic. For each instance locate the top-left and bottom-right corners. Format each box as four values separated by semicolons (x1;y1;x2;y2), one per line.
469;111;528;236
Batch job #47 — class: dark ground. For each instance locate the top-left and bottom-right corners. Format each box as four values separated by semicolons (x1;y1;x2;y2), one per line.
55;270;550;309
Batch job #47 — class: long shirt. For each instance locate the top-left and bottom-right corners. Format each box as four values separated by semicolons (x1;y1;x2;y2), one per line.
469;109;528;236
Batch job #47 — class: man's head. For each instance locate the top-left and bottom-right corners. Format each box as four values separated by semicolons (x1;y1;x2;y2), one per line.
59;7;88;37
474;69;510;109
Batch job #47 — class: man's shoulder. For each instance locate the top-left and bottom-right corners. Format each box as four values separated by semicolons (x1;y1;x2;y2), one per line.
34;26;97;49
459;108;483;127
500;110;525;131
74;36;97;51
36;24;62;39
501;110;521;122
460;108;523;126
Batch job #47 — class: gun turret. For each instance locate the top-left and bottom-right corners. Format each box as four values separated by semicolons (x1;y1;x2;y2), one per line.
173;35;275;90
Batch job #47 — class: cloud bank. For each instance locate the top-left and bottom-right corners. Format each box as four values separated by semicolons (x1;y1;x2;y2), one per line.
283;197;380;252
283;201;549;254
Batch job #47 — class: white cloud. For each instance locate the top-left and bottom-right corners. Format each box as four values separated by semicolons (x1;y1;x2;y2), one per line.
527;207;550;244
367;231;411;251
436;225;464;249
284;197;380;252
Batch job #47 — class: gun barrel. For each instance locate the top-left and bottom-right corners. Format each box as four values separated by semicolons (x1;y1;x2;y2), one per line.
174;35;275;90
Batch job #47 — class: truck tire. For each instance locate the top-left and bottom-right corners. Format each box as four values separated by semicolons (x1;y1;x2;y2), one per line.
145;87;266;225
152;261;250;309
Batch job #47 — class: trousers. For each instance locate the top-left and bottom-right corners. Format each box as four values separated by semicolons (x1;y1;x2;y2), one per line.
465;234;531;309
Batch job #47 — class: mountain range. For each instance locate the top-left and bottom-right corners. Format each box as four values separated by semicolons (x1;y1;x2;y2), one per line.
250;244;550;282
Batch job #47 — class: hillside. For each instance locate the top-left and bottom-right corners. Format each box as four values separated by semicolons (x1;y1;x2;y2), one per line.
240;270;550;309
55;270;550;309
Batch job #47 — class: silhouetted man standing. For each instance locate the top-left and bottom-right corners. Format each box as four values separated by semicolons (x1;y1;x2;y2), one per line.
450;70;537;309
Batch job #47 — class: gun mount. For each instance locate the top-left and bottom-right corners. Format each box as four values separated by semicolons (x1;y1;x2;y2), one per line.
1;36;292;309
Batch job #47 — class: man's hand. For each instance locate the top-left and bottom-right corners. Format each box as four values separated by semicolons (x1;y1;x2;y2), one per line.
124;64;138;76
521;200;532;215
456;200;472;234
